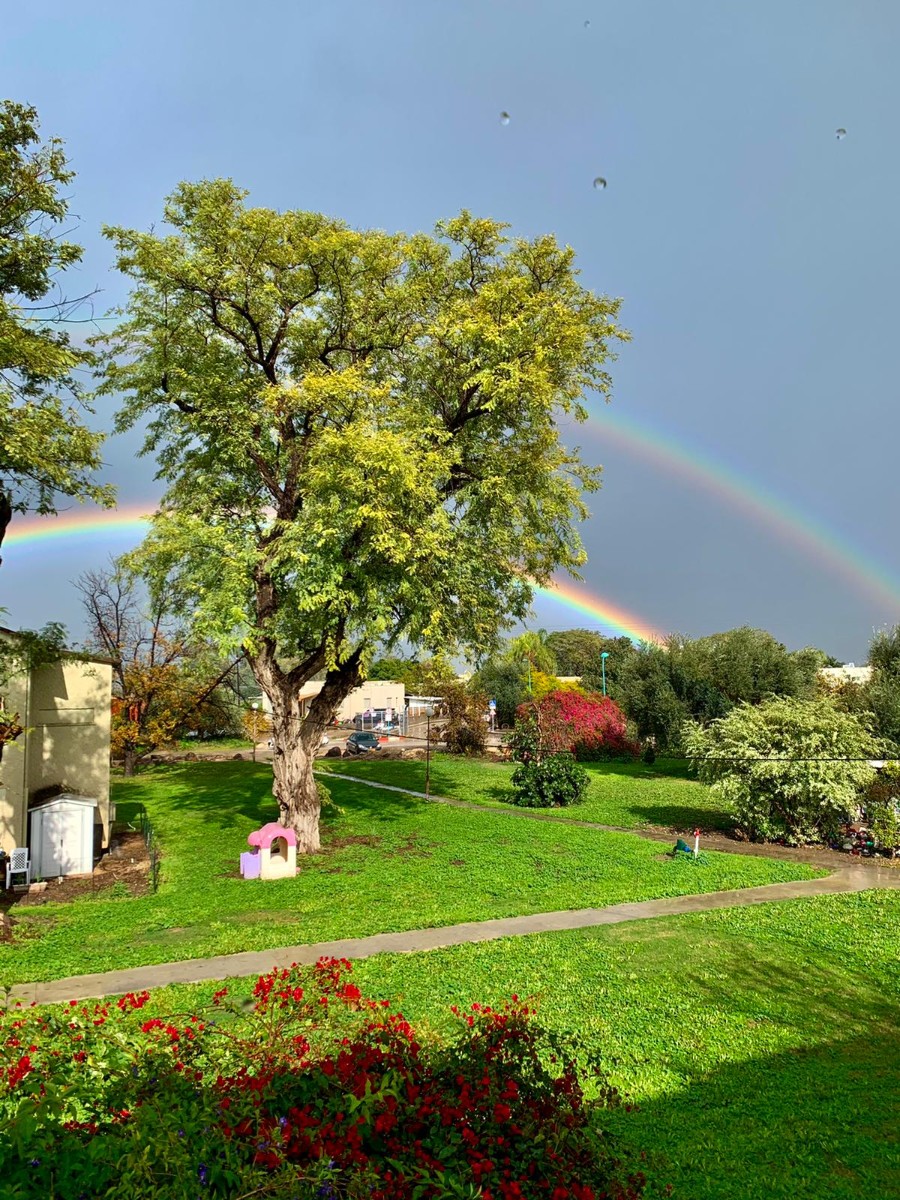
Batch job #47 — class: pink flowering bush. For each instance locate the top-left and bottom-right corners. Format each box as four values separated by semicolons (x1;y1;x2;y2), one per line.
518;692;639;761
0;958;647;1200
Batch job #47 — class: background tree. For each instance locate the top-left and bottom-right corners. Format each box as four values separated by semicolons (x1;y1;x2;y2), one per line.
0;100;112;560
861;625;900;748
434;680;488;755
543;629;635;693
684;697;881;844
77;564;243;774
469;658;528;728
97;181;626;849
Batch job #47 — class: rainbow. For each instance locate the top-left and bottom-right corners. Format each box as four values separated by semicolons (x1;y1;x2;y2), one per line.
587;408;900;613
4;507;665;644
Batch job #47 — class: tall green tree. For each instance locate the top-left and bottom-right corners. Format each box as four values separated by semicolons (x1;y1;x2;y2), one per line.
0;100;112;558
97;181;627;849
543;628;635;691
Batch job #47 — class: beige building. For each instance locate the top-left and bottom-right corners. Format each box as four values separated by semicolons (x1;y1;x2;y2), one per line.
0;631;114;855
262;679;406;723
819;664;872;687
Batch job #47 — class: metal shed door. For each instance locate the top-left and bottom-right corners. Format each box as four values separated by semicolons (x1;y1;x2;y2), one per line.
40;807;85;876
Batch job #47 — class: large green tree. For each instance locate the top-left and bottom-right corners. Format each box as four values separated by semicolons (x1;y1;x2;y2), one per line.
0;100;112;558
98;181;627;849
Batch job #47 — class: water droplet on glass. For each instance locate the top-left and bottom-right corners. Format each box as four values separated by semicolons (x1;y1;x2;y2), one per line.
499;111;510;126
836;127;847;140
584;19;591;28
593;176;607;190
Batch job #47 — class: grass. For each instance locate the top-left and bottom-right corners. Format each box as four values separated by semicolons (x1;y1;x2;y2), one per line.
174;736;254;750
319;751;734;831
143;888;900;1200
0;762;818;986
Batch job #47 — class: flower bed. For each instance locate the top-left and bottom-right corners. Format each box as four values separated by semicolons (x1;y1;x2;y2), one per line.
0;959;647;1199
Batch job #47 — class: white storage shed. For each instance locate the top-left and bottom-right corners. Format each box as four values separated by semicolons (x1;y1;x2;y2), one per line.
29;794;102;879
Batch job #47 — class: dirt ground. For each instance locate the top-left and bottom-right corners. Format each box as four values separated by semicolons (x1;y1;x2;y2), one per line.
2;830;152;912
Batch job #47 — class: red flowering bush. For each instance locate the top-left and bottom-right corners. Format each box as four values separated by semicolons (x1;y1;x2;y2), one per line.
0;959;646;1200
518;692;638;761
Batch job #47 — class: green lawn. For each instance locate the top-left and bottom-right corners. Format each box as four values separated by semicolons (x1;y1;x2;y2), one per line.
143;889;900;1200
319;751;733;831
0;762;817;986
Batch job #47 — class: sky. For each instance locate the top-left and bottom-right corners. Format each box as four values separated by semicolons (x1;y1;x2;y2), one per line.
3;0;899;662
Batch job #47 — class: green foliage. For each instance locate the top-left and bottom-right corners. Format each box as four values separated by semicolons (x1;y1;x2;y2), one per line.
469;658;528;727
0;762;815;986
96;180;625;668
366;654;414;682
435;681;488;755
0;101;112;552
544;629;635;691
617;628;824;752
616;645;690;751
864;764;900;853
510;752;589;808
684;696;882;843
503;630;558;676
508;707;589;807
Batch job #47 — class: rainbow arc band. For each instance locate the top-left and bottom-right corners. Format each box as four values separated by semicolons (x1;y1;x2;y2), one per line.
592;408;900;614
5;506;665;644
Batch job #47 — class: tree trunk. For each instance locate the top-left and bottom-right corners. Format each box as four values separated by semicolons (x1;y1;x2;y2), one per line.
0;491;12;568
250;640;363;854
123;746;136;777
268;682;324;853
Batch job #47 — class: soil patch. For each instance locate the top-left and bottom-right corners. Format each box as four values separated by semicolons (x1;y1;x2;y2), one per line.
2;831;152;911
323;834;382;851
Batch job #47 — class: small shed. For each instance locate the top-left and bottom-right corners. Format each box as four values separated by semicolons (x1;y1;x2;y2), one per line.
29;794;102;879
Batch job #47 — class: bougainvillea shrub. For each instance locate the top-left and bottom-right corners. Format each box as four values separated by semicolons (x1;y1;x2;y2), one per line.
0;958;647;1200
517;692;638;761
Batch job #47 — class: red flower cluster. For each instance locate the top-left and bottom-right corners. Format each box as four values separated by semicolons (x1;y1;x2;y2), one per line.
0;958;647;1199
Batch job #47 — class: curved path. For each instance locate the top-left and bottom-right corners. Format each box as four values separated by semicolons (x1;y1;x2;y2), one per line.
315;770;895;871
8;866;898;1006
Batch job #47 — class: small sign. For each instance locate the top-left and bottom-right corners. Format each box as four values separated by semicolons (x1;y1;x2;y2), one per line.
488;699;497;709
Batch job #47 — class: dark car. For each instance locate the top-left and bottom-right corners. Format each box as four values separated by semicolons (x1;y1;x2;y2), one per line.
346;731;382;755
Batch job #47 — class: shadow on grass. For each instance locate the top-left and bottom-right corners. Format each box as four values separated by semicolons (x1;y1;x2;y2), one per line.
600;952;900;1198
626;803;733;833
608;1030;900;1200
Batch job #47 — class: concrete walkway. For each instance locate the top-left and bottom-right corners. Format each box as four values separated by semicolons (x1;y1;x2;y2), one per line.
9;866;898;1006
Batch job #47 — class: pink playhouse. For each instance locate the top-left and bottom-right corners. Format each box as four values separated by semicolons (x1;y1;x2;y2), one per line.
240;822;297;880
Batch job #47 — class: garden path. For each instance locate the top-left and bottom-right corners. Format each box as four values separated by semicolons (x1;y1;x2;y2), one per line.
8;866;898;1006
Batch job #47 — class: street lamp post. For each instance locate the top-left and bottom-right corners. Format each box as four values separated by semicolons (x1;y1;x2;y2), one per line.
600;651;609;697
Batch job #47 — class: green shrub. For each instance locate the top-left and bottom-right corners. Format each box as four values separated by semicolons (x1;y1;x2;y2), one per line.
865;764;900;855
511;753;589;808
684;697;881;844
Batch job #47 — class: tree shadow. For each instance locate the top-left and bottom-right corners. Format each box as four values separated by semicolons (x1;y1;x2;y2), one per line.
626;802;734;833
597;953;900;1198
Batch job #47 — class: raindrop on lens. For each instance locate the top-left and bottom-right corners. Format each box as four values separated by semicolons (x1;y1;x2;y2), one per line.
835;127;847;140
584;19;591;28
499;111;510;125
593;176;607;190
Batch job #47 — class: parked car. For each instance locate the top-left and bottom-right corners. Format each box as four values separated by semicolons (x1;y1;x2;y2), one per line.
346;731;382;755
